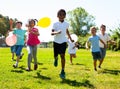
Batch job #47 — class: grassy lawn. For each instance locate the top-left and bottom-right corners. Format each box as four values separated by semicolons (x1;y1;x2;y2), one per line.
0;48;120;89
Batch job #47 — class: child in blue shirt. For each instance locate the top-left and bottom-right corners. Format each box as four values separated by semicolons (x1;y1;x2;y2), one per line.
9;19;26;68
86;26;106;71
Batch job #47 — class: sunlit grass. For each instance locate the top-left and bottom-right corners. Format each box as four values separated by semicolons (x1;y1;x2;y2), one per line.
0;48;120;89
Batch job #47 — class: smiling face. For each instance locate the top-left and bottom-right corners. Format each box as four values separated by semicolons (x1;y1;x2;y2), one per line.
29;20;35;27
57;9;66;22
90;27;96;36
100;25;106;35
16;22;22;29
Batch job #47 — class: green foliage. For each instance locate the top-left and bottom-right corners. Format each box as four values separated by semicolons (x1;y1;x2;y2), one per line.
0;14;17;36
110;25;120;50
67;7;95;37
0;48;120;89
78;34;91;48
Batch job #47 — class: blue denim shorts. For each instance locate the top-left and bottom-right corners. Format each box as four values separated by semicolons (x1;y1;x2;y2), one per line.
100;48;106;59
14;45;24;56
10;46;16;53
92;51;101;60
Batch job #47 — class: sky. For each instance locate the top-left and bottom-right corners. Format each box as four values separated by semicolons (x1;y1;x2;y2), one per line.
0;0;120;42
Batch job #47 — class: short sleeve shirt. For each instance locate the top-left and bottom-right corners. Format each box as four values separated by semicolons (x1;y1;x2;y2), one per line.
88;35;100;52
52;21;69;44
68;40;77;54
13;29;26;45
98;33;110;48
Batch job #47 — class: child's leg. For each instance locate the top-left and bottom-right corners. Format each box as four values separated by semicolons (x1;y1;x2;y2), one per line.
94;60;97;71
11;46;16;60
32;46;38;70
12;52;14;60
60;54;65;70
70;54;73;64
53;42;59;67
99;48;106;68
13;45;23;67
27;46;33;70
59;53;66;79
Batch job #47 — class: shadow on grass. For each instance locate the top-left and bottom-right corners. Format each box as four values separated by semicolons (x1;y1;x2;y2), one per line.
75;63;85;66
31;62;43;65
11;65;25;73
40;67;48;70
102;69;120;75
34;72;51;80
37;62;43;65
60;79;95;89
20;87;30;89
11;69;24;73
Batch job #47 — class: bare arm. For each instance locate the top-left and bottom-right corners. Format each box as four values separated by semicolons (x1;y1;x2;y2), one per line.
66;29;73;42
31;30;40;36
9;19;13;31
51;29;61;35
27;27;39;36
85;41;89;50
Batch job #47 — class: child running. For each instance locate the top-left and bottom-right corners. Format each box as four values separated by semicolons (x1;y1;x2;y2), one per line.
86;26;106;71
9;19;26;68
26;19;40;71
68;40;79;65
51;9;73;79
98;24;112;68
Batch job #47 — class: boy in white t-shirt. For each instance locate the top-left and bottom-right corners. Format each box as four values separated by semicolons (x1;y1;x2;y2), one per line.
51;9;73;79
98;24;112;68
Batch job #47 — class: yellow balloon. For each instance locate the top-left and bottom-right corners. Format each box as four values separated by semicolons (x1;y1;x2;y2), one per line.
37;17;51;28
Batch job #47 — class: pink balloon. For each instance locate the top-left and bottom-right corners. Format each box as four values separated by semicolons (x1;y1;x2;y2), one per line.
5;34;17;46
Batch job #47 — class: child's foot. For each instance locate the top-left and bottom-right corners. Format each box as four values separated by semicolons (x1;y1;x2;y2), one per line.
13;64;18;68
94;68;97;71
59;70;65;79
34;64;38;70
54;57;58;67
12;58;14;61
26;67;31;71
70;62;73;65
98;65;101;68
20;53;24;59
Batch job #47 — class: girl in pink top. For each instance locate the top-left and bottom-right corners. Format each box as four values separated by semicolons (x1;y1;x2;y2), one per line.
26;19;40;71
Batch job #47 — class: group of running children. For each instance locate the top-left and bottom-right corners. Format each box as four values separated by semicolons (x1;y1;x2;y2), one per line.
8;9;112;79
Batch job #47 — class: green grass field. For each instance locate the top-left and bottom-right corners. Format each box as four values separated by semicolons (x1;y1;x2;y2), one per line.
0;48;120;89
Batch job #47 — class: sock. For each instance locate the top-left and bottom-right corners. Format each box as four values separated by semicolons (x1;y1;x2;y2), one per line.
16;61;18;66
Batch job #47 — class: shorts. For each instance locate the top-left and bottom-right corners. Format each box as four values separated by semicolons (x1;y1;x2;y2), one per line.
100;48;106;59
14;45;24;56
92;51;101;60
10;46;16;53
53;42;67;57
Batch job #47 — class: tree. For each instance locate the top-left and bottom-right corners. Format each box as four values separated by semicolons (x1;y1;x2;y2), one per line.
67;7;95;37
110;26;120;50
0;14;17;36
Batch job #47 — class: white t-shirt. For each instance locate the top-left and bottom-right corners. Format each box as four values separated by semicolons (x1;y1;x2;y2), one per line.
98;33;110;48
68;40;77;54
52;21;69;44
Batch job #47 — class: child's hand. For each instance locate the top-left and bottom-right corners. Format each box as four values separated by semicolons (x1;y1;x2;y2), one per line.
86;47;89;50
104;44;107;48
57;30;61;34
